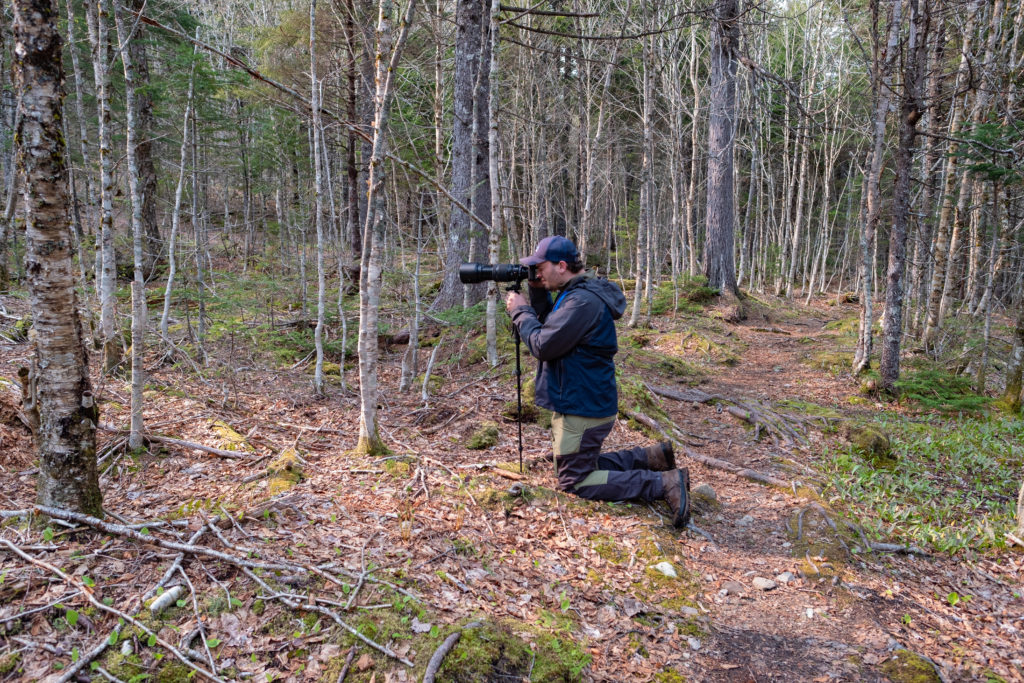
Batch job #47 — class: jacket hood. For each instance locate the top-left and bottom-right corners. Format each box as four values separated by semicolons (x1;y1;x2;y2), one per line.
568;272;627;320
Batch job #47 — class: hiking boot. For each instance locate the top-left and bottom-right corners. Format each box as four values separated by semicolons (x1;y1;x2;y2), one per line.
644;441;675;471
660;468;691;528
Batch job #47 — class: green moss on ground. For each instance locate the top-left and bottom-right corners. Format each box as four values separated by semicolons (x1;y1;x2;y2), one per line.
467;421;500;449
878;650;941;683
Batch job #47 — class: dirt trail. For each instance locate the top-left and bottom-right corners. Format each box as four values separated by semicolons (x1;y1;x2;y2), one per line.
643;306;1021;682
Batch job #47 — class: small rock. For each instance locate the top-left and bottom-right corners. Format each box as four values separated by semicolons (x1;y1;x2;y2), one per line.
465;568;489;583
596;605;616;623
410;617;432;634
687;637;701;651
736;515;755;527
703;573;716;582
806;608;815;619
679;606;699;617
776;571;795;584
721;580;745;595
752;577;777;591
651;561;678;578
693;483;717;501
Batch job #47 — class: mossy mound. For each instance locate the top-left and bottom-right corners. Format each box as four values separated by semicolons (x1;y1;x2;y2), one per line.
467;421;500;449
502;378;553;428
843;423;894;467
209;419;255;453
267;447;305;494
878;650;941;683
437;620;590;682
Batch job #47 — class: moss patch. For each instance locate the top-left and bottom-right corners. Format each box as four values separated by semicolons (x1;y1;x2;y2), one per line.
267;447;305;495
878;650;941;683
209;419;255;453
843;423;894;467
467;421;500;450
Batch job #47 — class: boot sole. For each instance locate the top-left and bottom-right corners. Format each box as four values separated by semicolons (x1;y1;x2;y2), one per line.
672;468;691;528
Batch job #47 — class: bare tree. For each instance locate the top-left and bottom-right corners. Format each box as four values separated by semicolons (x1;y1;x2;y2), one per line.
14;0;101;515
356;0;417;454
853;0;901;374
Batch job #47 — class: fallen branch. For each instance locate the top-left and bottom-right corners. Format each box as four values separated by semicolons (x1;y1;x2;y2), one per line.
0;539;223;682
241;567;414;667
99;423;254;459
336;645;357;683
423;622;482;683
423;632;462;683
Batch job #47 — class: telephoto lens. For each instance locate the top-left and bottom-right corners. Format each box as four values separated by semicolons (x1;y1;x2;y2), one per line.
458;263;529;284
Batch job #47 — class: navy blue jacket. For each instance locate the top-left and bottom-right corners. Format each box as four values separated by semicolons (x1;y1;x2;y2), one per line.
510;273;627;418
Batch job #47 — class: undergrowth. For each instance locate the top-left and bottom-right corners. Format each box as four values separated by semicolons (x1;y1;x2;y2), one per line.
819;414;1021;554
893;366;991;414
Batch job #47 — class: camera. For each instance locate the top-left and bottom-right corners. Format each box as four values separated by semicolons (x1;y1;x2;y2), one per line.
459;263;537;284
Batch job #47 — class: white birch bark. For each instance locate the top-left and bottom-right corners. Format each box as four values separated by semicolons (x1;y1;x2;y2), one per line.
311;0;327;396
484;0;502;368
113;4;147;450
160;49;196;340
84;0;119;372
356;0;417;454
14;0;102;515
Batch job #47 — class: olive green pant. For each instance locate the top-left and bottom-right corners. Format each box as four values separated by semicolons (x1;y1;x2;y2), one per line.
550;413;664;501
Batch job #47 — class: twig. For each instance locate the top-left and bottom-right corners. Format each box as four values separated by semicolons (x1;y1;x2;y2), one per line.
53;622;123;683
0;539;223;682
336;645;357;683
240;567;413;667
423;632;462;683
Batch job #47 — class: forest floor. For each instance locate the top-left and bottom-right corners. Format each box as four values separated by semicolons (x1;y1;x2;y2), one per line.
1;286;1023;683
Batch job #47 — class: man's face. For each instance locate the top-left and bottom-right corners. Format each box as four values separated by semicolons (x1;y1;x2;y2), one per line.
535;260;570;290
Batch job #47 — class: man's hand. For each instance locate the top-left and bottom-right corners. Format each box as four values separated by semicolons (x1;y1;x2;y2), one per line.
505;291;527;313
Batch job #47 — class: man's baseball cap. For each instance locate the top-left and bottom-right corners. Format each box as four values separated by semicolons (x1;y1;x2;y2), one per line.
519;235;579;266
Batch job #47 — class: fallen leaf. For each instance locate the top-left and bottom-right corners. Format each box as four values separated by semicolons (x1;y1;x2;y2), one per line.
357;653;374;671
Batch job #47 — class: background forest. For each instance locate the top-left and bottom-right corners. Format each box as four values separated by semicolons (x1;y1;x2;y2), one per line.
1;0;1023;680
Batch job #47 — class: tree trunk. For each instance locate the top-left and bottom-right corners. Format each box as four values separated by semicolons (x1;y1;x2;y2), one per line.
84;0;120;372
703;0;740;298
853;0;901;374
356;0;416;454
113;3;149;450
433;0;483;311
14;0;102;516
484;0;502;367
880;0;928;394
160;51;196;340
129;0;160;278
311;0;327;396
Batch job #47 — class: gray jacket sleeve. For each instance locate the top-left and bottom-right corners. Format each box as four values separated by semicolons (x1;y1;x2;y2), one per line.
510;290;603;362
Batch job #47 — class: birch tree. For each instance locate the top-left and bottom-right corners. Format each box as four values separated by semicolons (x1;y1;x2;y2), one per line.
14;0;102;515
84;0;120;373
356;0;416;454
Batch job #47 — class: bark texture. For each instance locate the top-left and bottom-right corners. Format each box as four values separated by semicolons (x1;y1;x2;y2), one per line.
14;0;102;515
703;0;740;297
432;0;483;310
880;0;928;393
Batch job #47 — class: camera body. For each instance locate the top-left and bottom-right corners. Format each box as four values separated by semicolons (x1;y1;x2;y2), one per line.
459;262;537;285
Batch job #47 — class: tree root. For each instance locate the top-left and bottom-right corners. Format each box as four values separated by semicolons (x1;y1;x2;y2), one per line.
625;409;793;489
647;383;840;447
